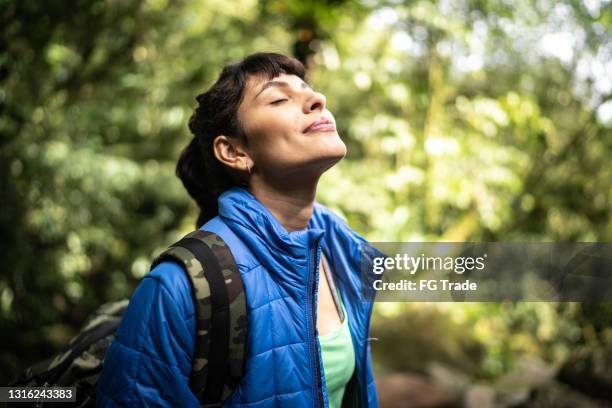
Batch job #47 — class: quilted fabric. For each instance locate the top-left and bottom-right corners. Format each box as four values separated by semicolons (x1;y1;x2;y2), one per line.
97;187;380;407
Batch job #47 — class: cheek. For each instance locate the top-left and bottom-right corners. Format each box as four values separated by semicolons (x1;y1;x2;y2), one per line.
249;135;306;172
250;108;291;134
249;112;301;149
246;123;291;164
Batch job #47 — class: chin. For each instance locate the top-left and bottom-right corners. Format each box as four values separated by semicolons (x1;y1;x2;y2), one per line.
332;143;348;160
318;143;347;170
320;133;347;156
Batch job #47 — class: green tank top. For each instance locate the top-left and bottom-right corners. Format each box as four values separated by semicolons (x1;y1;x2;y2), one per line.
318;254;355;408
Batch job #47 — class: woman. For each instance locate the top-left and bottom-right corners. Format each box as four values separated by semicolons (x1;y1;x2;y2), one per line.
97;52;380;407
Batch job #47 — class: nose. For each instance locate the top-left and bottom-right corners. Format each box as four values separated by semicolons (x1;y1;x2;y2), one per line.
303;90;326;113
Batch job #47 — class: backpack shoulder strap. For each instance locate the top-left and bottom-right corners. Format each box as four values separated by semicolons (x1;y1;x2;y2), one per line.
151;230;247;406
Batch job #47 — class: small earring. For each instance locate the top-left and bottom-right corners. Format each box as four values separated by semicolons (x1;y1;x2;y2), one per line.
245;161;251;175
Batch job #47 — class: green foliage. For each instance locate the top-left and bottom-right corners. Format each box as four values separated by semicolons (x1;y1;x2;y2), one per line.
1;0;610;391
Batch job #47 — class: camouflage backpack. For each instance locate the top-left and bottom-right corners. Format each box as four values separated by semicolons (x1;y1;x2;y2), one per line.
10;230;248;407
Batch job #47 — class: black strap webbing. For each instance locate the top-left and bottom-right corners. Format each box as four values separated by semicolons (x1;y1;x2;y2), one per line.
177;237;231;405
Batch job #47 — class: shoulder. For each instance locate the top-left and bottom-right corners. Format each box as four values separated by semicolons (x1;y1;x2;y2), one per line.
100;260;197;379
145;260;196;320
200;216;258;271
143;219;252;319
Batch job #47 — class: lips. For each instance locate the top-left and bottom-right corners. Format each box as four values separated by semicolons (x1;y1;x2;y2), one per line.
303;117;336;133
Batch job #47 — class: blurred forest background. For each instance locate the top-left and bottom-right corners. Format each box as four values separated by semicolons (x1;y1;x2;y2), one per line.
1;0;611;406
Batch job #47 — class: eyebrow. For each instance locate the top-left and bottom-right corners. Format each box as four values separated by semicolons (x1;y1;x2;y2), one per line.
254;80;312;100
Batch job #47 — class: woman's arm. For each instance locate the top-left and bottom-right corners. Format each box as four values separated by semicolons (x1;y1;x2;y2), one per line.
96;261;199;407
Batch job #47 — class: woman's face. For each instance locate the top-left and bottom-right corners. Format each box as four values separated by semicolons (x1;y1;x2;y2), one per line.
236;73;347;181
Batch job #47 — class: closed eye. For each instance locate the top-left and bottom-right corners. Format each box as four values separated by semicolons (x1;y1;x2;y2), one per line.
271;99;288;105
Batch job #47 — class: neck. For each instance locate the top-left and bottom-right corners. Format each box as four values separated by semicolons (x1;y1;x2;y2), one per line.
248;176;319;232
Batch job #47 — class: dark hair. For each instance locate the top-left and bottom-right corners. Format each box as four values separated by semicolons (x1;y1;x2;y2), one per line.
177;52;307;228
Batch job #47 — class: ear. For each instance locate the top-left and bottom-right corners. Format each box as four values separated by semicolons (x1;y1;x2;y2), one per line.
212;135;252;172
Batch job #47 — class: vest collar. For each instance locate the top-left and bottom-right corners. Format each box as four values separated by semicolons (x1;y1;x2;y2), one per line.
217;187;326;287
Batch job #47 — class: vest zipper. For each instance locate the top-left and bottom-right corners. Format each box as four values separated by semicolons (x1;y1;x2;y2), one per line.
308;238;324;408
360;244;379;407
361;295;376;407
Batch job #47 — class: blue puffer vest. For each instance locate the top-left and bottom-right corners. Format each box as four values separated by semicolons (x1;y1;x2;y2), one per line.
97;187;380;407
